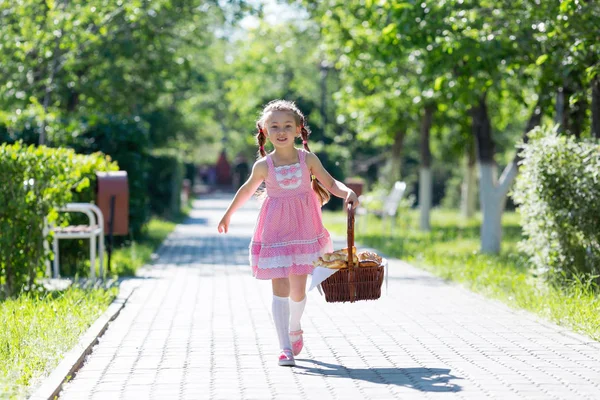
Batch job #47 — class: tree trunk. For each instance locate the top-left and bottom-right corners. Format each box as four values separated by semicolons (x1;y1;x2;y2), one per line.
556;86;577;135
592;78;600;139
419;105;434;231
472;96;543;253
555;87;565;133
471;94;501;253
387;130;405;186
570;94;586;139
67;90;80;112
460;136;477;218
479;163;504;253
472;94;495;164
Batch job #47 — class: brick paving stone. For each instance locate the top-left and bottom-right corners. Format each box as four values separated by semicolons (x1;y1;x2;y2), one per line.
58;194;600;400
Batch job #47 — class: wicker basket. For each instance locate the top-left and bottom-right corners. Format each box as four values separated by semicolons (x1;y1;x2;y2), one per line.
321;202;385;303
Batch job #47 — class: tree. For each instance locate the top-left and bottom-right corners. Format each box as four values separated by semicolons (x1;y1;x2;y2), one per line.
298;0;550;251
0;0;247;148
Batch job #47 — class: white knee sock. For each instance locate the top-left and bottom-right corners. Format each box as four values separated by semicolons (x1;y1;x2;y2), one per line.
289;296;306;339
272;295;291;350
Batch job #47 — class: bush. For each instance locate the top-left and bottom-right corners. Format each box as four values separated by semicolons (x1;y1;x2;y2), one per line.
0;143;117;297
148;151;185;218
513;126;600;282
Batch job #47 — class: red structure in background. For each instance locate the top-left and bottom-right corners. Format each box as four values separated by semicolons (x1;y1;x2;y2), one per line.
344;178;364;198
216;150;232;185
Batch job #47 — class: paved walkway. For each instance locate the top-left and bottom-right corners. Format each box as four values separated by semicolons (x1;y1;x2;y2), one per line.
59;195;600;400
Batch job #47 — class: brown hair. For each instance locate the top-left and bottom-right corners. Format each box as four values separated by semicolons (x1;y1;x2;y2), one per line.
256;100;331;206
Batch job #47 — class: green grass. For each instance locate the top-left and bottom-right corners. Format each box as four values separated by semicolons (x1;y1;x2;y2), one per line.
323;208;600;341
0;208;187;398
109;217;180;276
0;286;117;398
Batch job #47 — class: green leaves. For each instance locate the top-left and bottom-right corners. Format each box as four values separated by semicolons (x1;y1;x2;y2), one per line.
0;142;117;297
381;23;397;37
514;125;600;282
434;76;444;91
393;2;413;11
536;54;549;66
0;0;239;144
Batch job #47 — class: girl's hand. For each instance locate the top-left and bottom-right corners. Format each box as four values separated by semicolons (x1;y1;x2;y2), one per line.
345;191;359;210
217;215;230;233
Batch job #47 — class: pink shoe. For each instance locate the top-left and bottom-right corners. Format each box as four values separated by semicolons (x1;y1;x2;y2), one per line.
278;349;295;367
290;330;304;356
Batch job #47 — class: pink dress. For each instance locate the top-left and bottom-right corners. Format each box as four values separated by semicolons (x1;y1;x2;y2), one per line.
250;148;333;279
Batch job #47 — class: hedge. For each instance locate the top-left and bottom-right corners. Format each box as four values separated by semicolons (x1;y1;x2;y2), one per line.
0;142;117;297
513;126;600;283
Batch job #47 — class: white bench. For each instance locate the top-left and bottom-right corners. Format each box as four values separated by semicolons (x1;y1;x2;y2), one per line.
43;203;105;279
356;181;407;234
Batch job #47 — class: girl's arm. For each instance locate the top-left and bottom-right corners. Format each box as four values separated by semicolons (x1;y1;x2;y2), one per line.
218;159;267;233
305;152;359;209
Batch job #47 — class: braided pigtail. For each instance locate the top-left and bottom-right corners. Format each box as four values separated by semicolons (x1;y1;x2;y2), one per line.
253;123;268;200
300;121;331;206
256;123;267;158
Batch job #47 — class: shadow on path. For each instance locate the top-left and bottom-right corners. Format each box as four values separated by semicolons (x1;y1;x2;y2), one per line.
294;359;463;392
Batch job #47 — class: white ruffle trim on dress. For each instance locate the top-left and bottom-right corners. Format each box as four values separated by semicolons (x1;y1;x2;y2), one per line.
250;244;333;270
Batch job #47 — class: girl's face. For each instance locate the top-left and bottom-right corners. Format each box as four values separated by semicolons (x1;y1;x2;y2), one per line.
264;110;301;149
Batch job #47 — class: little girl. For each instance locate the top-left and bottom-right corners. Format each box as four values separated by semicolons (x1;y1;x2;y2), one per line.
217;100;358;367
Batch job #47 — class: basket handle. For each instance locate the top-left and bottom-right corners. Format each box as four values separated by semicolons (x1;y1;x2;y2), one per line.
347;201;355;267
347;202;356;302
